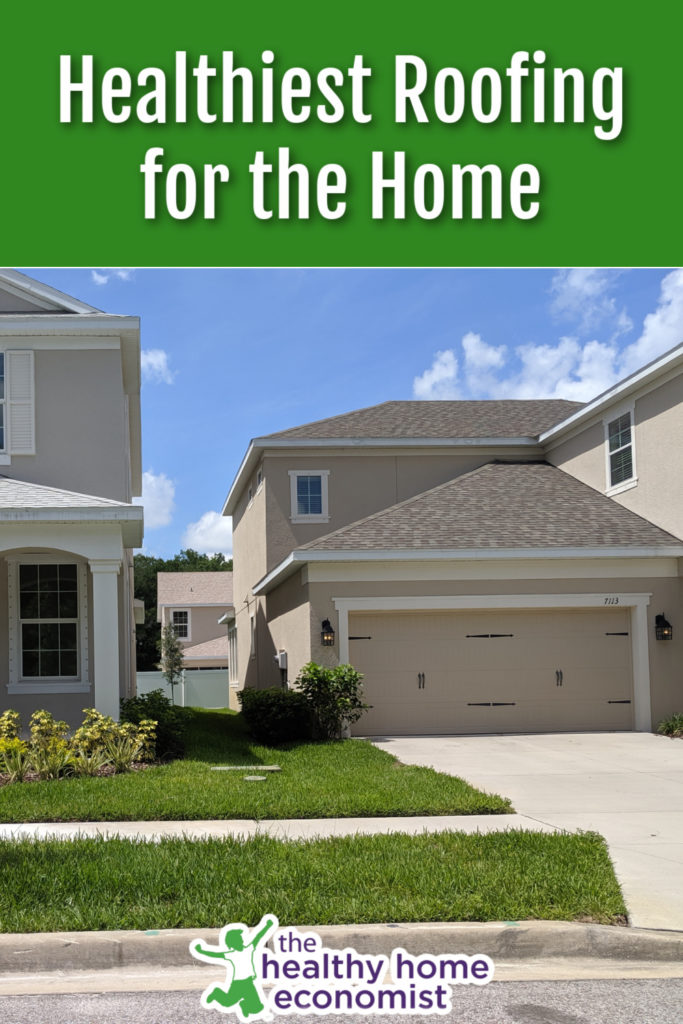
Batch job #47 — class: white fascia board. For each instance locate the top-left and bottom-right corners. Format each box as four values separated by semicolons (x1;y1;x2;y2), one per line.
540;343;683;445
0;270;104;313
253;544;683;594
223;434;539;516
0;506;143;547
0;314;140;336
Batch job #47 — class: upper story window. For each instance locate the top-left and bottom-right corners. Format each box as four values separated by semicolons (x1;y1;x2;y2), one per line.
289;470;330;523
0;349;35;460
606;410;636;491
171;609;190;639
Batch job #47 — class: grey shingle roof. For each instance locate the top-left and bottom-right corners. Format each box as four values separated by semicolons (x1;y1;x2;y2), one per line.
0;476;135;509
301;462;682;552
157;572;234;607
264;400;584;441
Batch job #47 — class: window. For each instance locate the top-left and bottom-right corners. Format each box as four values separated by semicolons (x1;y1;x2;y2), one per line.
19;564;79;678
228;624;238;683
606;410;636;489
0;353;5;450
250;614;256;659
0;349;36;460
247;485;253;504
289;470;330;522
256;468;263;489
171;609;190;639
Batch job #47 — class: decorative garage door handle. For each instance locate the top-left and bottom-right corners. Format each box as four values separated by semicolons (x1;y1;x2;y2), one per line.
555;669;564;686
417;672;426;689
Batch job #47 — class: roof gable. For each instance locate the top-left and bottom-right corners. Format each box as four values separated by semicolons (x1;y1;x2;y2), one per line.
0;270;103;315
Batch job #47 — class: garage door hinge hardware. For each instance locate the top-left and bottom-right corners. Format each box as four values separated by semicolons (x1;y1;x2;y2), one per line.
349;635;372;640
467;701;516;707
605;632;629;636
466;633;515;638
608;699;631;704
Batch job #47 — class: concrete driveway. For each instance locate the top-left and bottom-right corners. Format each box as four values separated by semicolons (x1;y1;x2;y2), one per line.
371;733;683;932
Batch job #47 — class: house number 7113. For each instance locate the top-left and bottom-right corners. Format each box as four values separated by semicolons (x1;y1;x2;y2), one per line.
604;597;620;605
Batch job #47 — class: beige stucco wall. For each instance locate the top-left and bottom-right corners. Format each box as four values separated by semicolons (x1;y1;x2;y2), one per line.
231;474;268;694
7;349;131;502
161;604;228;650
547;375;683;540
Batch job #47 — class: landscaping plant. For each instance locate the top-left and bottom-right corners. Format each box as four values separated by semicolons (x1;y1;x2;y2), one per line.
657;712;683;738
238;687;311;745
0;708;158;784
295;662;370;739
160;621;185;705
121;688;187;759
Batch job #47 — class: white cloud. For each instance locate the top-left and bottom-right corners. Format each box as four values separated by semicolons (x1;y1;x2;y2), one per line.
618;268;683;377
134;470;175;528
141;348;174;385
462;331;507;395
550;268;630;336
412;349;459;399
90;268;133;286
182;511;233;557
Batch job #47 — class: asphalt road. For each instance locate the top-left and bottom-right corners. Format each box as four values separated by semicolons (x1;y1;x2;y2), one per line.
2;979;683;1024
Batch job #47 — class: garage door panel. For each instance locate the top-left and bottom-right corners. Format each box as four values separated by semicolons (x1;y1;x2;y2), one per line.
350;607;634;736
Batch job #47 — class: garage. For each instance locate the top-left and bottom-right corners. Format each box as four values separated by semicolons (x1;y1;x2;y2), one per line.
349;607;634;735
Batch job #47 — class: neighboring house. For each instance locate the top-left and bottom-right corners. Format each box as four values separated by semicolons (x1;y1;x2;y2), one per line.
223;344;683;736
157;572;234;669
0;270;143;725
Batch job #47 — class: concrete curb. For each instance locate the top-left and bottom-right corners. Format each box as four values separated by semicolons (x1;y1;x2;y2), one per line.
1;922;682;974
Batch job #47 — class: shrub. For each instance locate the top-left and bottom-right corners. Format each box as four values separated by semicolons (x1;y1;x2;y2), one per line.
0;709;21;741
71;747;112;777
29;737;76;780
29;710;69;748
0;737;30;782
121;689;186;759
238;687;312;745
657;713;683;738
296;662;370;740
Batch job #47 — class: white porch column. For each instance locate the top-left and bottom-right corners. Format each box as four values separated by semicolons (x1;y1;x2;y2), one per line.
89;558;122;721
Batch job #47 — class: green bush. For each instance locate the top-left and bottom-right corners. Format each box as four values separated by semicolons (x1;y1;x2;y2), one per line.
238;687;312;745
296;662;370;740
657;713;683;738
0;737;30;782
121;689;187;759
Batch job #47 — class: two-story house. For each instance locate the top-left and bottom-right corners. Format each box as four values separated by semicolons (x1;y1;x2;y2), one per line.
157;572;233;669
224;343;683;736
0;270;143;725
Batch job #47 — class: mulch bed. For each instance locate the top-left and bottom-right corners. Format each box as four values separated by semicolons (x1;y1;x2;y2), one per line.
0;761;155;787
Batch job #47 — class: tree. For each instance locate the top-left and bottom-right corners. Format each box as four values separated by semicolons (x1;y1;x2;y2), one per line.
160;622;185;704
134;549;233;670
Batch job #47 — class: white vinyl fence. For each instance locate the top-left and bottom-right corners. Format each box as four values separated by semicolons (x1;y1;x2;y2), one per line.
136;670;229;709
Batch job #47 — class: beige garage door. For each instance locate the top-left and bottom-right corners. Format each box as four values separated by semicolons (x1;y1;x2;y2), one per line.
349;608;634;735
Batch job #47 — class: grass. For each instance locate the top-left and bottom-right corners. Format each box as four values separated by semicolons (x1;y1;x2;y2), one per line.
0;830;626;933
0;710;511;822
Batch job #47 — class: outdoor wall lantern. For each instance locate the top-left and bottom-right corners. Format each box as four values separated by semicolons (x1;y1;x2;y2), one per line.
655;614;673;641
321;619;336;647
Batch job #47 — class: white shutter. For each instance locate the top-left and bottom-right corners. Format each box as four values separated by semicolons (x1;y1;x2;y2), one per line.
7;350;35;455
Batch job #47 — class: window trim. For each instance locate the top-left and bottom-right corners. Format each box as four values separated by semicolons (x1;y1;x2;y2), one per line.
289;469;330;523
604;404;638;495
228;623;239;684
7;556;89;694
170;608;191;641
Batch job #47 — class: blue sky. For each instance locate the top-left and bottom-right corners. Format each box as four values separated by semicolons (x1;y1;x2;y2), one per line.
22;267;681;558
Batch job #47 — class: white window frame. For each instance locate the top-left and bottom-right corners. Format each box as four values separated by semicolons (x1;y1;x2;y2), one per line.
228;624;239;684
0;348;36;465
7;556;89;694
604;404;637;496
289;469;330;523
250;614;256;659
170;608;191;641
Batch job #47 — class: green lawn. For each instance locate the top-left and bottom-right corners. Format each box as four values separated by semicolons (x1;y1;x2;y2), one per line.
0;710;511;822
0;830;626;932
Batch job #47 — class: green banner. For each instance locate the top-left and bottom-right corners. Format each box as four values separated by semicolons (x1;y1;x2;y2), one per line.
1;1;680;266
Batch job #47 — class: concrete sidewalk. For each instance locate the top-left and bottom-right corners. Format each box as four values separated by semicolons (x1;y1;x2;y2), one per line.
372;733;683;932
0;813;556;842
